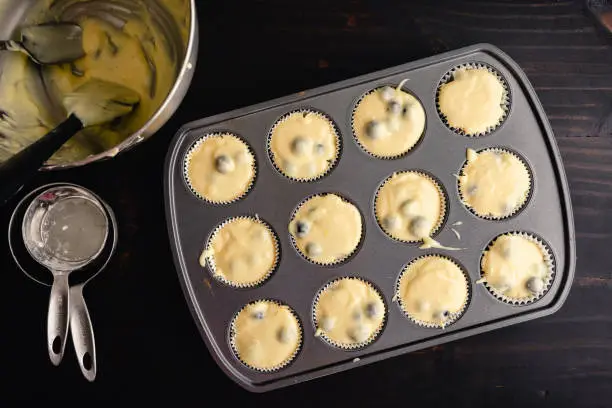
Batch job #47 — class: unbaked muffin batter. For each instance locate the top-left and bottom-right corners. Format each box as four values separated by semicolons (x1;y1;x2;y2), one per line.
269;110;339;181
185;133;255;203
480;234;551;301
375;171;445;242
231;300;301;371
438;67;506;135
458;148;530;218
202;217;277;287
397;255;468;328
352;85;426;158
289;194;362;265
314;278;385;347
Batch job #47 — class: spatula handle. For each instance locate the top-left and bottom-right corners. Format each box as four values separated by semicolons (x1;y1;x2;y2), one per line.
0;114;83;205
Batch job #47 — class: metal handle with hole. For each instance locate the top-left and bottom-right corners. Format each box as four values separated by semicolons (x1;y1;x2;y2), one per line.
47;273;69;366
70;285;96;382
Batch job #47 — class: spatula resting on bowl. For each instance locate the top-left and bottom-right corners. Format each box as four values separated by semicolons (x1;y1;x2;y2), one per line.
0;22;85;65
0;79;140;205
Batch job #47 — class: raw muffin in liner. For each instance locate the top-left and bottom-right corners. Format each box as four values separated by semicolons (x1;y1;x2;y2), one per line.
436;62;510;137
267;109;341;182
229;299;303;372
289;193;364;266
479;232;555;305
312;277;387;350
374;170;447;243
351;83;426;159
200;216;280;289
457;147;533;220
395;254;470;329
183;132;257;204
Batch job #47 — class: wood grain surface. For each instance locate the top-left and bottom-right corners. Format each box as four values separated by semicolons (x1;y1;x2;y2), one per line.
1;0;611;406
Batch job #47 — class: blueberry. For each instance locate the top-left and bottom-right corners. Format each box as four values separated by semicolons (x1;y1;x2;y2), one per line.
387;100;402;115
314;143;325;155
306;242;322;258
365;302;380;319
294;221;310;238
319;316;334;331
401;104;412;118
383;215;400;231
277;326;296;344
400;199;417;216
251;311;264;320
437;310;450;321
352;310;362;321
291;137;309;156
498;240;513;259
347;326;368;343
215;155;235;174
526;276;544;293
409;216;429;238
466;184;478;196
380;86;395;101
365;120;384;139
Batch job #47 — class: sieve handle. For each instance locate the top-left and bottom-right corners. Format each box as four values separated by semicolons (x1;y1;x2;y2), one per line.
70;285;97;381
47;273;69;366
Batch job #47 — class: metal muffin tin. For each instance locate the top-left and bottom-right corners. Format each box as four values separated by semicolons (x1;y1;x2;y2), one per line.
164;43;576;392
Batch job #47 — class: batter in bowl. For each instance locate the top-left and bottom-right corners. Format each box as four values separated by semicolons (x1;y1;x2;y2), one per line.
0;0;190;164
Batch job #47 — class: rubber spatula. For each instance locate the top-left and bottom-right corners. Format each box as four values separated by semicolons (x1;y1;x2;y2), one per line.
0;79;140;205
0;22;85;65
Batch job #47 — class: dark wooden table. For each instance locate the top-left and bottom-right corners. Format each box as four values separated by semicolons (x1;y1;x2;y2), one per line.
3;0;611;406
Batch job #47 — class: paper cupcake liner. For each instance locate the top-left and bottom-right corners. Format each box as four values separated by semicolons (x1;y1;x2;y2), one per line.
229;299;303;373
373;170;448;244
436;62;511;137
395;254;471;329
456;147;533;221
183;132;257;205
289;193;364;266
312;277;387;350
202;215;280;289
266;109;342;182
479;232;555;306
350;83;426;160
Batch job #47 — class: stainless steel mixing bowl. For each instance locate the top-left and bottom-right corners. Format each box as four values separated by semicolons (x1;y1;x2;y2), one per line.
0;0;198;170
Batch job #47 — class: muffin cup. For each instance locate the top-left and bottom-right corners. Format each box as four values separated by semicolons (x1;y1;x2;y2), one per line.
436;62;511;137
373;170;448;244
479;232;555;306
203;215;280;289
229;299;303;372
266;109;342;182
312;277;387;350
457;147;533;221
289;193;364;266
395;254;470;329
350;83;426;160
183;132;257;205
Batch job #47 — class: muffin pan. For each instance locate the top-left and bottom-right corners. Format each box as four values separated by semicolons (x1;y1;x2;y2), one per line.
164;44;575;392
